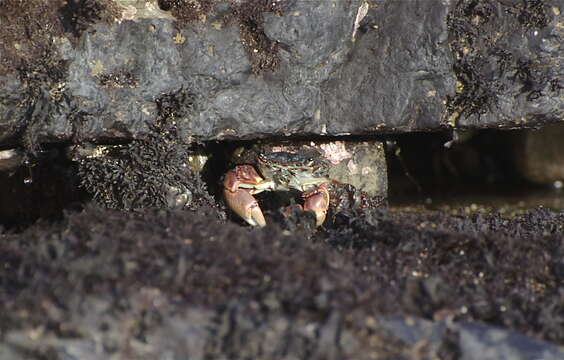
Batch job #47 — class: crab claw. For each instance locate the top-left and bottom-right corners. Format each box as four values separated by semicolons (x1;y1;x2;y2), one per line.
224;187;266;227
303;183;330;227
224;166;267;227
224;165;264;193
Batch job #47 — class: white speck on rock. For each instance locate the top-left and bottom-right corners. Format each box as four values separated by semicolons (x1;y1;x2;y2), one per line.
352;2;370;41
347;159;358;174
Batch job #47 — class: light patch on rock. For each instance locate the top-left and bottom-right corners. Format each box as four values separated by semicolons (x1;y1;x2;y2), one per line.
89;60;105;77
352;2;370;41
115;0;175;22
319;141;353;165
347;159;358;174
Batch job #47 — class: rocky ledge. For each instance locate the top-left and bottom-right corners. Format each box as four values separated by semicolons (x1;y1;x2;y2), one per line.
0;0;562;148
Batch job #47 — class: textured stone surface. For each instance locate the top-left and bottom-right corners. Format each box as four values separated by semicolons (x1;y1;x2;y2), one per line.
2;206;564;359
448;0;564;129
0;0;562;147
323;140;387;198
4;305;564;360
321;0;455;134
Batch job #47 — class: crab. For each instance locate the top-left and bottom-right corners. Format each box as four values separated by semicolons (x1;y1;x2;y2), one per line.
223;145;332;227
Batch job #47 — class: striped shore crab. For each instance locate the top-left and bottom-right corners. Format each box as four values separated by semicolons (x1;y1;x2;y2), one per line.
223;144;332;227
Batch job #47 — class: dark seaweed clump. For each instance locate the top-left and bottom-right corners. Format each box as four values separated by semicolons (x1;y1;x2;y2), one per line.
97;70;139;88
0;0;67;153
157;0;215;23
234;0;282;74
158;0;282;74
321;207;564;343
0;0;120;154
78;88;217;212
446;0;554;123
0;0;65;76
60;0;120;40
0;0;119;76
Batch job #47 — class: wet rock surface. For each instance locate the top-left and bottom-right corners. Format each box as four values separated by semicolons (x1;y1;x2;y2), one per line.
321;0;455;134
0;0;562;148
447;0;564;129
1;205;563;358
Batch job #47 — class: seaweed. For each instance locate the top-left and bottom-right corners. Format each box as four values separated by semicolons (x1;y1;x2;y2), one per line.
0;0;66;76
97;70;139;88
0;205;563;352
234;0;281;74
77;88;218;212
157;0;215;23
157;0;282;74
0;0;119;154
59;0;120;40
446;0;554;124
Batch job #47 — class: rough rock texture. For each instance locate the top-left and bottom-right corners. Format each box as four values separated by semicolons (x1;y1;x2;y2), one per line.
0;0;562;147
447;0;564;129
321;0;456;134
1;206;564;358
324;140;387;198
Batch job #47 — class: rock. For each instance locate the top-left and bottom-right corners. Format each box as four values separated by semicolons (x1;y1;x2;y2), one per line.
448;0;564;130
378;315;564;360
0;0;561;148
322;140;387;198
4;302;564;360
321;0;455;134
2;206;564;358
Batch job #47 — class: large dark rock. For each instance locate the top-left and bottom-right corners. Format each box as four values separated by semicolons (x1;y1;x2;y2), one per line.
1;206;564;358
322;0;455;134
0;0;562;146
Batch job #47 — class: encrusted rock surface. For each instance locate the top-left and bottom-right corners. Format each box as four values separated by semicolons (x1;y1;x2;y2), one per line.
1;206;564;359
0;0;562;148
447;0;564;129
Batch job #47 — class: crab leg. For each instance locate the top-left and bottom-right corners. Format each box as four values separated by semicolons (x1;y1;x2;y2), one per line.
223;165;268;227
302;183;330;226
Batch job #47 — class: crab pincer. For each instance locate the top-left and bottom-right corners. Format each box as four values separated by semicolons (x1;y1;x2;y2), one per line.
224;147;333;228
302;183;330;226
223;165;267;227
